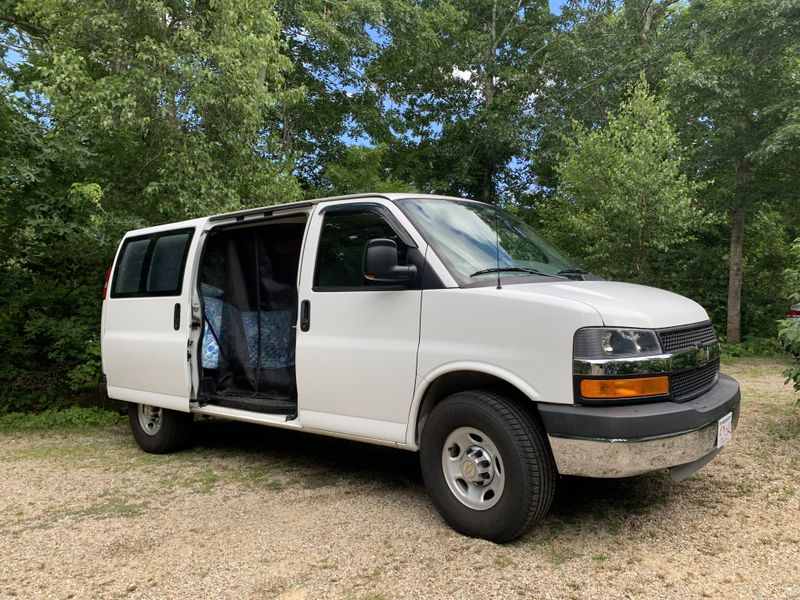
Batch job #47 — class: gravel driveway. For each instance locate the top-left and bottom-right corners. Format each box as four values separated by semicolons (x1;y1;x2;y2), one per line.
1;359;799;599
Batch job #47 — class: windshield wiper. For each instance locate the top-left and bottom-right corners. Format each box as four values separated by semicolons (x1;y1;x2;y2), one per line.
556;267;597;281
469;267;562;278
556;268;589;275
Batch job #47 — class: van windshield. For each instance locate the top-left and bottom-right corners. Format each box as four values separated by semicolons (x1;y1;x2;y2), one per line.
399;198;579;285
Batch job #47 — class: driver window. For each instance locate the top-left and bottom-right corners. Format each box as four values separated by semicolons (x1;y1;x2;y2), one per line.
314;209;406;289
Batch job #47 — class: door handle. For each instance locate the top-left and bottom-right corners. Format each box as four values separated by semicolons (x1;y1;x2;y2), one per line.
173;303;181;330
300;300;311;332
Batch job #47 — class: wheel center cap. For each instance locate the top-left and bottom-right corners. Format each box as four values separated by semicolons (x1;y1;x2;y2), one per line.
459;445;495;485
461;459;477;479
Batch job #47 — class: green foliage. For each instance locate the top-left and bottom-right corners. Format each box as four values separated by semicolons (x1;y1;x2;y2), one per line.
664;0;800;214
275;0;388;187
738;211;796;337
0;88;115;410
531;0;680;191
778;239;800;395
312;145;416;196
539;77;702;286
720;337;784;359
0;407;119;430
664;0;800;341
0;0;302;410
13;0;302;219
368;0;555;201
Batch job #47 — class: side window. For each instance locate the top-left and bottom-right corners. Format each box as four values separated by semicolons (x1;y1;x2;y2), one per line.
114;238;150;294
147;233;191;293
111;229;194;297
314;209;406;289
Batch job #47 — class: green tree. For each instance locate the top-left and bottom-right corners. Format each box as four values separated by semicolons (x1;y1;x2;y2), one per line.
313;145;416;195
0;89;112;408
540;77;701;285
530;0;680;194
4;0;300;221
0;0;302;408
778;238;800;395
664;0;800;342
369;0;554;202
275;0;388;190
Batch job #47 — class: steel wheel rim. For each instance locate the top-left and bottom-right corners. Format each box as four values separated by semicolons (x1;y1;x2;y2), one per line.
441;426;505;510
137;404;162;436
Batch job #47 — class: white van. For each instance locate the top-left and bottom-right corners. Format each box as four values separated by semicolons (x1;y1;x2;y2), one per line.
101;193;740;542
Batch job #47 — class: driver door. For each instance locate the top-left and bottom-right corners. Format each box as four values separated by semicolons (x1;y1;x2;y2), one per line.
295;201;425;443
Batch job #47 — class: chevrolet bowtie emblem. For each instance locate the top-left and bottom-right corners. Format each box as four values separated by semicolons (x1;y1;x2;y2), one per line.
696;345;711;363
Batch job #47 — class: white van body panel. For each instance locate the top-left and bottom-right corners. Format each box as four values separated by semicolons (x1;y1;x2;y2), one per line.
294;198;427;443
101;219;206;412
525;281;710;328
415;287;603;407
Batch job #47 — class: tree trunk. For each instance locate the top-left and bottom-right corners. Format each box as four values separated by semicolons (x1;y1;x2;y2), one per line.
725;206;745;342
725;156;750;342
481;165;495;204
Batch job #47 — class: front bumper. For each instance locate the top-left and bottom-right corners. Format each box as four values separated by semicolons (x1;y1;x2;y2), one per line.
539;374;740;478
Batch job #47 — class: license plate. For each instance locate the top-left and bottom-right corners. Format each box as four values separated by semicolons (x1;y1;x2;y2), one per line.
717;412;733;448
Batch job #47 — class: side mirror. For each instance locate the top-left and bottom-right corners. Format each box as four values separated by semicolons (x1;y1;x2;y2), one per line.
363;238;417;284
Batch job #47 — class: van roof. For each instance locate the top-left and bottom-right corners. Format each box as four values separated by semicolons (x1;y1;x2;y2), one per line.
125;192;481;236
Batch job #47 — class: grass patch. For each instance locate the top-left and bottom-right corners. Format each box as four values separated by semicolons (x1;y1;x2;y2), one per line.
318;558;338;570
12;494;151;534
186;469;221;493
766;408;800;441
71;496;148;520
229;466;285;491
546;543;573;565
0;437;123;464
493;557;514;569
0;407;119;431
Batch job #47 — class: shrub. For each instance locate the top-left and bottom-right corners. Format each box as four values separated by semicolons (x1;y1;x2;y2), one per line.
777;238;800;396
0;407;120;431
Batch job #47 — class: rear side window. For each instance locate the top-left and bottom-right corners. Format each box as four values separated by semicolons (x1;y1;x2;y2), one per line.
111;229;194;298
114;239;150;294
147;233;191;293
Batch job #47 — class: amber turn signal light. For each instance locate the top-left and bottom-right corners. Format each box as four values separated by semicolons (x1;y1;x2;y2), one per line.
580;376;669;399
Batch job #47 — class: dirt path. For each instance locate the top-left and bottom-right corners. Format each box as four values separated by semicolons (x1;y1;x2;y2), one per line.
1;359;799;599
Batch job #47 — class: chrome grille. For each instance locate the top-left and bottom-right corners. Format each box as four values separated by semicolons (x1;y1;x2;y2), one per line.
671;358;720;402
658;322;717;353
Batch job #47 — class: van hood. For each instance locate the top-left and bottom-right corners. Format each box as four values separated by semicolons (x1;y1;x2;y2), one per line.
508;280;709;329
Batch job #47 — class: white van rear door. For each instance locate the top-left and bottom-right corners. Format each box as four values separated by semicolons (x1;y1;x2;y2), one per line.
102;227;199;411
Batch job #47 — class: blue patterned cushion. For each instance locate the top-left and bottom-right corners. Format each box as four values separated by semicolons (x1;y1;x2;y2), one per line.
201;297;224;369
241;310;295;369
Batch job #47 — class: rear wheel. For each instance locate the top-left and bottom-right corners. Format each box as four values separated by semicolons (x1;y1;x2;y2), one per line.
420;389;556;542
128;403;193;454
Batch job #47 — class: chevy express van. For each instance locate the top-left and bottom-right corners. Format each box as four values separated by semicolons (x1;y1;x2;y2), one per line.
101;193;740;542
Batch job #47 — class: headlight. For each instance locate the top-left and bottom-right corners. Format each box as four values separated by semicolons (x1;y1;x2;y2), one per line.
574;328;662;359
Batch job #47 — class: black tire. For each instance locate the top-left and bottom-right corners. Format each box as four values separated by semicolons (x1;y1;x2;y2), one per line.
420;389;556;543
128;403;193;454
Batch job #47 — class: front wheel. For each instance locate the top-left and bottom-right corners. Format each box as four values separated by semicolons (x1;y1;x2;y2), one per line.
420;390;556;543
128;403;193;454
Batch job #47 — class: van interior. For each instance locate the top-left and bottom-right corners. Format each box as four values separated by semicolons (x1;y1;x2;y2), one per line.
198;215;307;414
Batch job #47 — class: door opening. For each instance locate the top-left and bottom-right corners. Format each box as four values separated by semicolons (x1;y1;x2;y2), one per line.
198;216;306;414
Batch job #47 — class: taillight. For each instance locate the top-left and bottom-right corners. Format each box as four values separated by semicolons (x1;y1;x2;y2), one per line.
788;308;800;318
102;266;112;300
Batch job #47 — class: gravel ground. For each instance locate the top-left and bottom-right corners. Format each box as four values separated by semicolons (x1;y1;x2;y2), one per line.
1;358;799;599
